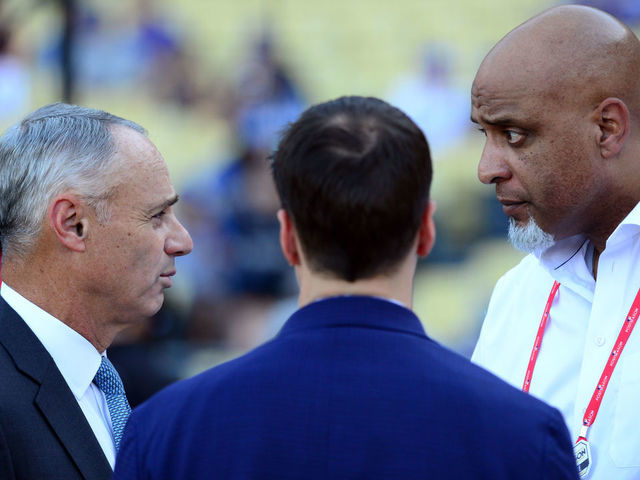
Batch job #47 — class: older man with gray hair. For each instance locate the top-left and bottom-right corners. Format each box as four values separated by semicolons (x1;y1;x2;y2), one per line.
0;103;193;480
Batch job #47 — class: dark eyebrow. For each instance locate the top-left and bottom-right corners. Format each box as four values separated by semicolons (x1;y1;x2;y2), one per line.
471;111;521;127
471;114;518;127
487;117;516;126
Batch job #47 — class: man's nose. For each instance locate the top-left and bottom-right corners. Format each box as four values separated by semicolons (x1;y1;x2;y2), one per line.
477;141;512;185
166;217;193;257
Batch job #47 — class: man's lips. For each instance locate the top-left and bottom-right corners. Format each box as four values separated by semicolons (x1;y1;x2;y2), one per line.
498;198;528;216
159;270;176;287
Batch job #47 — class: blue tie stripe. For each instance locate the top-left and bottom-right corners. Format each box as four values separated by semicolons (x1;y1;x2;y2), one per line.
93;356;131;452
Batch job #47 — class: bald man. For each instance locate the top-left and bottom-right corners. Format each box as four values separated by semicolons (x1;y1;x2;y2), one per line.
471;5;640;480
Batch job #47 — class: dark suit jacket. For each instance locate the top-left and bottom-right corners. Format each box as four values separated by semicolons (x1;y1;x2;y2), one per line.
114;296;578;479
0;296;112;480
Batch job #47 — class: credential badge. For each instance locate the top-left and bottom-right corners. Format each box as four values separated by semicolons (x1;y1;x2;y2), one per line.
574;438;591;478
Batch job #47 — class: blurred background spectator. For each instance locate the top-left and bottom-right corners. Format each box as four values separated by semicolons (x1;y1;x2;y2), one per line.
177;33;304;350
0;0;605;404
0;21;30;124
387;43;469;157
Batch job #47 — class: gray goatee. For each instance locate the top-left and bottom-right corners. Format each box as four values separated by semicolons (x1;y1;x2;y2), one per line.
507;217;554;253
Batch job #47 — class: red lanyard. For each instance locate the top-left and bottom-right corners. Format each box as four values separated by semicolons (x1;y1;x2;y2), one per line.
522;281;560;393
523;280;640;440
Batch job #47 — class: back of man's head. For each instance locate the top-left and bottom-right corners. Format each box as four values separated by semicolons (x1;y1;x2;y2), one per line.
271;96;432;282
0;102;145;261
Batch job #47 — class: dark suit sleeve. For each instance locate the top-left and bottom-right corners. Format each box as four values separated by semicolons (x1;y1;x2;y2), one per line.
113;414;142;480
0;423;16;480
541;409;579;480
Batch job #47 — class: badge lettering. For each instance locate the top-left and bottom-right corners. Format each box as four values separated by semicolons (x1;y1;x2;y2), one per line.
574;439;591;478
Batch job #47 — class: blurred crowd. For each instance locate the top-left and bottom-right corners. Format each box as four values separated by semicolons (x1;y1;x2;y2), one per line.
0;0;518;405
2;0;639;406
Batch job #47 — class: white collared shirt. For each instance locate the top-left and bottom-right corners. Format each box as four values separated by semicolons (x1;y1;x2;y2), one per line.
472;202;640;480
1;283;116;468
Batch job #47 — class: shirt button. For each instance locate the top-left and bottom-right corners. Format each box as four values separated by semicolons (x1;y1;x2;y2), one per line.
595;336;606;347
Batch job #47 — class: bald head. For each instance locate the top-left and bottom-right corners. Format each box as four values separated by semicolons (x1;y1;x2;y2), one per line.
472;5;640;250
476;5;640;117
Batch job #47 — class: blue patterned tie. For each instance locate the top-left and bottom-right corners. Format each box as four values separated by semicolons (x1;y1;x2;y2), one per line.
93;356;131;451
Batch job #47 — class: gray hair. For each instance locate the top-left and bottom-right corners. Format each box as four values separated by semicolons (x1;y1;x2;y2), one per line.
0;102;146;260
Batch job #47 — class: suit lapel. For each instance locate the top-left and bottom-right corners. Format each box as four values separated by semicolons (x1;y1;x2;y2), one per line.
36;367;113;479
0;297;112;480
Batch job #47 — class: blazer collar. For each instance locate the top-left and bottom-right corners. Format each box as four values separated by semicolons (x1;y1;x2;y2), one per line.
278;295;428;339
0;297;112;479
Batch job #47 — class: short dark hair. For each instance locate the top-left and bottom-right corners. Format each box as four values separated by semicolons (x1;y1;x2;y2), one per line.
271;96;432;282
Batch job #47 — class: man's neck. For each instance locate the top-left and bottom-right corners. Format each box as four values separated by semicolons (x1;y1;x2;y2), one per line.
297;269;415;310
592;248;601;279
2;263;113;353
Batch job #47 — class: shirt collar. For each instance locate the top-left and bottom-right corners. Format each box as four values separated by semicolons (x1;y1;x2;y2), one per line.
533;201;640;301
0;282;103;399
536;200;640;268
311;294;407;308
606;200;640;248
537;235;595;302
536;234;588;269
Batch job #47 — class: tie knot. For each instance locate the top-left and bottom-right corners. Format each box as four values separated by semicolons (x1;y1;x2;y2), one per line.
93;356;126;396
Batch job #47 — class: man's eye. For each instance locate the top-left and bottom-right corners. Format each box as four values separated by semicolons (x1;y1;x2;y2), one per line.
505;130;525;145
476;127;487;136
152;211;166;220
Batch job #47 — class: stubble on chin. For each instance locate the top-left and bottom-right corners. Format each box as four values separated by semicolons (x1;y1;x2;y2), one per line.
507;216;554;253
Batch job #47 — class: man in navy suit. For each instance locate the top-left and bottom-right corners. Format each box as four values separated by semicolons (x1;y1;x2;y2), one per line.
114;96;578;479
0;103;193;479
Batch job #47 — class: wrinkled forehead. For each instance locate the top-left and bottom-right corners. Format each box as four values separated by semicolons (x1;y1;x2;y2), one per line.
471;32;593;123
471;53;552;121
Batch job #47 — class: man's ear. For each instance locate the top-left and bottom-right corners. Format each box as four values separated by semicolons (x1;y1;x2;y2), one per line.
416;201;436;258
277;209;301;266
49;194;89;252
594;98;629;159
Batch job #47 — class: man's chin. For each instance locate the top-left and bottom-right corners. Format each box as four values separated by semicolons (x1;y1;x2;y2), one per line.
150;294;165;316
510;217;530;229
137;293;166;322
507;217;554;253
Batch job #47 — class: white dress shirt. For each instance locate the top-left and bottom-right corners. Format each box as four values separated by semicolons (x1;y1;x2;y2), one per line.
472;202;640;480
1;283;117;468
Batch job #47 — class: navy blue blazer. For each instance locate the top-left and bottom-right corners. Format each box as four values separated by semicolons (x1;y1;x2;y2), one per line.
114;296;578;479
0;296;112;480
